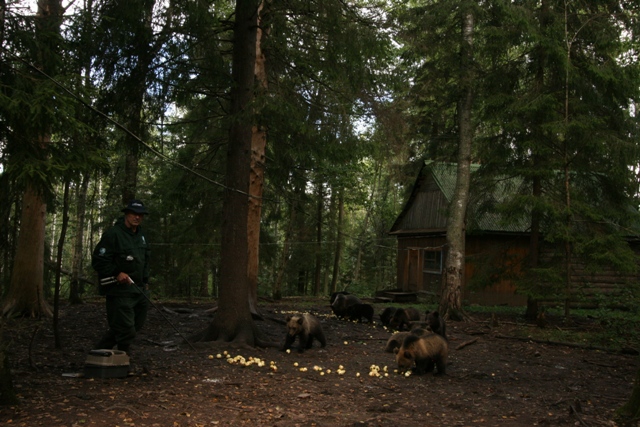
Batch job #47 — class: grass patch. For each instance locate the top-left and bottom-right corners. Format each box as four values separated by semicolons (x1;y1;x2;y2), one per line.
471;304;640;352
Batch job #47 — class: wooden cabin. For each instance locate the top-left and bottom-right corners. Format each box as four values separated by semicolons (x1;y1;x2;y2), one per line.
389;162;640;307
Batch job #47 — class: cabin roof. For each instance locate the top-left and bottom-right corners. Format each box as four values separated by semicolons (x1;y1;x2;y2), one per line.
389;161;529;235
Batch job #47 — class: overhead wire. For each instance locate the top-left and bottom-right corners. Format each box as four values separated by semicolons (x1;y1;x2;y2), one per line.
1;46;407;255
0;46;253;199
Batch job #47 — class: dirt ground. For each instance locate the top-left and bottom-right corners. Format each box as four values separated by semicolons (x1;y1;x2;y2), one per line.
1;297;638;427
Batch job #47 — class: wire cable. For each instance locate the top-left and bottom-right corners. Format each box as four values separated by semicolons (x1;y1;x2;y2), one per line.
0;46;254;199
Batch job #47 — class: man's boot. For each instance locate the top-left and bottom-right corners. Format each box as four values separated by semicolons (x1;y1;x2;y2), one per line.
94;331;117;350
118;344;136;375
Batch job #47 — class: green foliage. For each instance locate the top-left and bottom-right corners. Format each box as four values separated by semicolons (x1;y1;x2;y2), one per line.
537;306;640;352
465;304;640;352
454;0;640;311
4;0;639;314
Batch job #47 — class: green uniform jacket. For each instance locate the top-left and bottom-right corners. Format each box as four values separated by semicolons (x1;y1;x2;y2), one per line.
92;217;150;296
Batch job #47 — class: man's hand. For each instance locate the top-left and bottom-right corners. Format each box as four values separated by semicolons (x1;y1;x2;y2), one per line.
116;272;133;284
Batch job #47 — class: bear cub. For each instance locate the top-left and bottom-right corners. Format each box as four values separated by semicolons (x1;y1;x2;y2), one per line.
347;303;374;323
282;313;326;353
379;307;398;327
425;310;447;339
330;293;362;319
384;327;429;353
395;333;448;375
389;307;421;331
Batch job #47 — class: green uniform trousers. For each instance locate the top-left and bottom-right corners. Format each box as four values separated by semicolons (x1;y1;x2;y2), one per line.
96;291;149;353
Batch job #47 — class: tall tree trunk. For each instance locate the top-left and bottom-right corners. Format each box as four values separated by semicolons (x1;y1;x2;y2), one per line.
11;191;19;274
53;180;70;348
563;163;572;317
330;188;345;293
247;123;265;314
122;118;141;204
616;366;640;423
193;0;270;346
0;0;5;46
199;261;210;298
293;177;309;295
3;182;52;318
0;175;16;292
2;0;62;317
525;0;549;321
297;270;306;295
0;0;6;295
273;205;296;300
247;0;269;315
69;173;89;304
525;167;542;320
440;8;474;322
353;162;380;283
0;318;17;404
248;125;266;314
313;182;323;295
562;2;573;318
119;0;159;204
2;0;62;318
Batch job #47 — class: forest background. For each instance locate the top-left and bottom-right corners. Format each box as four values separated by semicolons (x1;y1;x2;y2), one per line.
2;0;640;420
1;0;640;341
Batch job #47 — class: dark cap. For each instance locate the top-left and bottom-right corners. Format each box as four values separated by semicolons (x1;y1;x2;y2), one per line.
122;199;149;215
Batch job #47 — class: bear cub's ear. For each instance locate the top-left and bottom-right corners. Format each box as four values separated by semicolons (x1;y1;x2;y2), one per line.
286;316;292;322
297;317;304;325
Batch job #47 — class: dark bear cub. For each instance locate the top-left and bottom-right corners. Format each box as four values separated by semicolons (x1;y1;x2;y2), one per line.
282;313;326;353
329;291;350;305
425;310;447;339
384;328;428;353
330;293;362;319
395;333;448;375
389;307;421;330
347;303;374;323
379;307;398;327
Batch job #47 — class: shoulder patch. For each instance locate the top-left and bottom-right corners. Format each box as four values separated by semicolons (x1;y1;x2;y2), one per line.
98;247;106;256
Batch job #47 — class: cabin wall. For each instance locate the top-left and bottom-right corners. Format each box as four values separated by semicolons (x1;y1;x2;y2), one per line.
396;234;640;307
464;235;529;306
395;235;446;294
391;163;640;307
396;234;529;306
536;246;640;307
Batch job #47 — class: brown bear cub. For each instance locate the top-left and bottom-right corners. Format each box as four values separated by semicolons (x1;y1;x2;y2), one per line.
329;291;350;305
389;307;421;330
347;303;374;323
425;310;447;339
330;293;362;319
384;328;428;353
282;314;326;353
379;307;398;327
395;333;448;375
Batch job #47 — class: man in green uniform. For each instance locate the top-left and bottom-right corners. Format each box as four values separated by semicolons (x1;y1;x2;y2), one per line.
92;199;150;355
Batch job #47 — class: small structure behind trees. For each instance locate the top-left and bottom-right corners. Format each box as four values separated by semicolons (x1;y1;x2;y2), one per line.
390;162;640;311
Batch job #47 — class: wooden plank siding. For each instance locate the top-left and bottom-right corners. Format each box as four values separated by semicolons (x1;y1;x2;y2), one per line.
535;248;639;307
395;235;447;294
391;172;449;233
464;235;529;306
396;233;530;306
396;233;638;307
391;162;640;308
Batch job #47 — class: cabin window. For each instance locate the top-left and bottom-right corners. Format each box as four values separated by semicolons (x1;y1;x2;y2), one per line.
423;249;442;273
